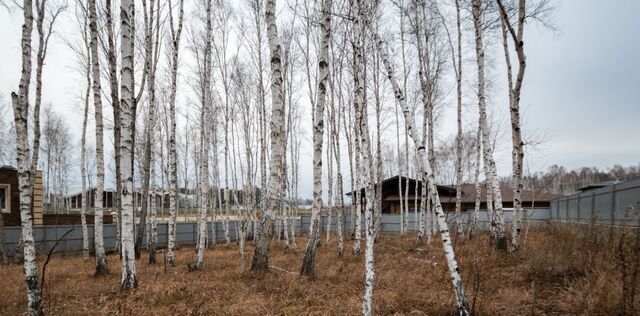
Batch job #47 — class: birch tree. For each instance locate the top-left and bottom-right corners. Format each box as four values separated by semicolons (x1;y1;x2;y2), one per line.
251;0;286;273
105;0;121;252
471;0;507;250
351;1;378;313
452;0;464;238
119;0;138;290
300;0;331;278
88;0;110;275
10;0;44;311
166;0;184;268
192;0;213;270
496;0;526;252
81;52;91;261
135;0;161;259
371;25;471;315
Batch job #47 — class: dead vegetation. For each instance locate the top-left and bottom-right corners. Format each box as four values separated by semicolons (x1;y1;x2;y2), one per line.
0;227;638;315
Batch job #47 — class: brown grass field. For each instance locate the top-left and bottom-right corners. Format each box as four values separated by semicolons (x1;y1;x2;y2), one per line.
0;226;637;315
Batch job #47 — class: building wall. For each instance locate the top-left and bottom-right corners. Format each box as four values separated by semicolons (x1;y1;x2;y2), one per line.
0;168;42;226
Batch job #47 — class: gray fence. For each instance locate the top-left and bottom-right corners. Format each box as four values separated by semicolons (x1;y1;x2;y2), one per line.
2;209;551;257
550;178;640;226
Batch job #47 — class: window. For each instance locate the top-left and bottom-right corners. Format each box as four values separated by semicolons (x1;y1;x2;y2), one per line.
0;184;9;214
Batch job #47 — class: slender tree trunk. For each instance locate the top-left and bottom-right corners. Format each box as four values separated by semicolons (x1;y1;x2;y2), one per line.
105;0;122;254
352;2;376;314
472;0;507;250
11;0;42;311
467;123;482;238
81;59;90;261
453;0;464;239
300;0;331;278
166;0;184;267
497;0;527;253
251;0;286;273
372;27;470;315
119;0;138;290
89;0;109;275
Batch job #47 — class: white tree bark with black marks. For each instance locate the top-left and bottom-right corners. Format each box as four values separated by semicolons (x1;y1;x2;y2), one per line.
104;0;121;253
251;0;286;273
81;57;90;261
11;0;43;312
88;0;109;275
352;130;362;255
472;0;507;250
300;0;331;278
497;0;527;253
194;0;212;270
371;27;470;315
352;1;376;314
166;0;184;267
468;123;482;238
453;0;464;238
119;0;138;290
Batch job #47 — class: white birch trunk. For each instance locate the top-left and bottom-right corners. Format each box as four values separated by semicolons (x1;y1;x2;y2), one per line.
81;61;90;261
468;123;482;238
194;0;212;269
251;0;287;273
119;0;138;290
166;0;184;267
371;28;470;315
300;0;331;277
352;3;376;314
89;0;109;275
497;0;527;253
453;0;464;238
11;0;42;311
472;0;507;250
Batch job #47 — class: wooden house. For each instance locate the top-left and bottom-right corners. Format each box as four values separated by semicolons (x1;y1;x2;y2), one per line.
0;165;43;226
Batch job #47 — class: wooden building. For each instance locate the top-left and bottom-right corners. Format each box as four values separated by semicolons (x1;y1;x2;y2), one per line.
439;183;562;211
347;175;457;214
66;187;117;209
0;165;43;226
347;175;562;214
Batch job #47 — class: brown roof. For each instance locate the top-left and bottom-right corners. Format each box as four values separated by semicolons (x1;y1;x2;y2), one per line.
440;183;562;204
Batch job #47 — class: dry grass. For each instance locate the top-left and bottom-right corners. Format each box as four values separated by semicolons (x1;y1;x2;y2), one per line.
0;227;637;315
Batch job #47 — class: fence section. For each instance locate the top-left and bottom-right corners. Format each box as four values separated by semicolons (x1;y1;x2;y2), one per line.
550;179;640;226
2;209;550;256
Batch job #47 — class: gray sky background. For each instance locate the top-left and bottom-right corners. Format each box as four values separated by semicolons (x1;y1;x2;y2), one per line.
0;0;639;198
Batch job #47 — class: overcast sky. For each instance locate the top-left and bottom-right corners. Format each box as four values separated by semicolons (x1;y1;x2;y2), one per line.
1;0;639;199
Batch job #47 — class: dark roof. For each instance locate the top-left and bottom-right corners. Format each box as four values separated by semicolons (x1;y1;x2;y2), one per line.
440;183;562;204
577;181;619;192
346;175;457;197
0;165;17;171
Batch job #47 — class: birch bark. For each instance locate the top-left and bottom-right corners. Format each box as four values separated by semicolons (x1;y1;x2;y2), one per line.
472;0;507;250
11;0;43;311
453;0;464;238
497;0;527;253
352;2;376;314
251;0;287;273
119;0;138;290
301;0;331;278
166;0;184;267
88;0;109;275
81;57;90;261
371;28;470;315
